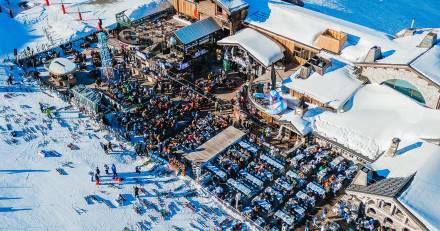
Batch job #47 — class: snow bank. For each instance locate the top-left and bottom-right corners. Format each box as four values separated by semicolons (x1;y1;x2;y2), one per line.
312;83;440;160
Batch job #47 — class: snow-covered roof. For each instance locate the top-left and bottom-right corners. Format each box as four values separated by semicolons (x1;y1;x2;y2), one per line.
283;60;362;110
125;0;172;22
218;28;285;67
398;151;440;231
278;110;312;135
411;44;440;86
245;2;431;65
214;0;248;13
48;58;77;75
312;83;440;160
369;139;440;231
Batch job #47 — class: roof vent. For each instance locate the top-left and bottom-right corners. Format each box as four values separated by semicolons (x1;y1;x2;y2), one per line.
364;46;382;63
308;55;331;75
418;32;437;48
387;137;401;157
396;28;416;38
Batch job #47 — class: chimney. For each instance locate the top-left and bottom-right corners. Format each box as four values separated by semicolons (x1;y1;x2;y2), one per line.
364;46;382;62
295;97;307;117
418;32;437;48
396;28;415;38
299;63;313;79
387;137;401;157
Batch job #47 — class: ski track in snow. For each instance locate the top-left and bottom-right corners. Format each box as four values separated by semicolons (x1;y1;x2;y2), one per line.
0;65;233;230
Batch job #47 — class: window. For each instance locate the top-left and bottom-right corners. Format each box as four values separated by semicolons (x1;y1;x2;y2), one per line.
217;5;223;14
293;46;311;60
382;79;426;104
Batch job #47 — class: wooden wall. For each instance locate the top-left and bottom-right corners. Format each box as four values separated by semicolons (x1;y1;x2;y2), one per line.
289;89;334;110
173;0;198;19
247;24;319;65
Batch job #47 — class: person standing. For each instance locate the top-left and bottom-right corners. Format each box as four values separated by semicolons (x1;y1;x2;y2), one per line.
7;74;13;85
104;164;109;175
95;166;100;176
134;186;139;198
111;164;117;179
95;173;100;185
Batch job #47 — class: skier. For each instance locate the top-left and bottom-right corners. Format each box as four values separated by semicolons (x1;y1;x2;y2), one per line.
7;74;13;85
111;163;117;179
95;166;100;176
107;142;113;152
104;164;109;175
134;186;139;198
103;144;108;154
135;166;141;175
95;172;100;185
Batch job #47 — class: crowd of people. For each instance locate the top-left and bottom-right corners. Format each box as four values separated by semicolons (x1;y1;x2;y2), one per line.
200;135;358;231
103;68;231;161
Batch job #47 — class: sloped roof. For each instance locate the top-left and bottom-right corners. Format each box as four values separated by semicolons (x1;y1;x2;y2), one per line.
174;17;221;45
184;126;246;163
214;0;248;13
411;43;440;86
283;60;362;110
218;28;285;67
347;176;413;198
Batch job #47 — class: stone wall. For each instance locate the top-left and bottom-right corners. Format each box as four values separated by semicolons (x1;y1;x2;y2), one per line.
361;66;440;109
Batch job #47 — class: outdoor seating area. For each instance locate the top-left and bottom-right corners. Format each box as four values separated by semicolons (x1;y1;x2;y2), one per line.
200;135;358;230
105;73;231;158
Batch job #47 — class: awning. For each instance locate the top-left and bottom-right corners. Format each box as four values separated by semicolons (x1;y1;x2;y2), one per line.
184;126;246;163
174;17;221;46
218;28;285;67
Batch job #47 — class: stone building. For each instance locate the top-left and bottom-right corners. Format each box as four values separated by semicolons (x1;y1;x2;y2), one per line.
346;169;428;231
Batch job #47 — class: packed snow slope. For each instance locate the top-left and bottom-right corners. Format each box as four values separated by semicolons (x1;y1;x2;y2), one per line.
0;0;170;58
0;65;229;230
302;0;440;35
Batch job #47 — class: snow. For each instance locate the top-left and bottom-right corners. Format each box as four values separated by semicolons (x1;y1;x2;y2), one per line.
283;60;362;110
218;28;285;67
48;58;77;75
310;83;440;160
369;138;440;231
245;1;433;65
215;0;248;13
398;152;440;231
411;44;440;86
0;0;171;58
0;65;232;230
278;110;312;135
302;0;440;35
